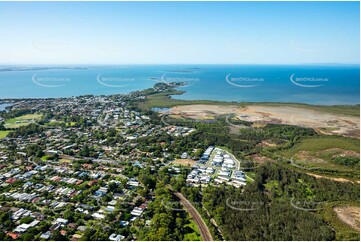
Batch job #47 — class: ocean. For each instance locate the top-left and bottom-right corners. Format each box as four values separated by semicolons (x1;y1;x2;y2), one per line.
0;65;359;105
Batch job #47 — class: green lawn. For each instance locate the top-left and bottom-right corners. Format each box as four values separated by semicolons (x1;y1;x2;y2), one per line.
41;155;52;161
0;130;11;139
45;120;63;126
4;114;43;129
45;120;77;127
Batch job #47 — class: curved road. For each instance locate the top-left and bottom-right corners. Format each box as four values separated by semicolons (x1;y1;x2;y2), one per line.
174;192;213;241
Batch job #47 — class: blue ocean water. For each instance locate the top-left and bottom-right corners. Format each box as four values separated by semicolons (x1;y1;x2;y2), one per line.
0;65;359;105
0;103;12;111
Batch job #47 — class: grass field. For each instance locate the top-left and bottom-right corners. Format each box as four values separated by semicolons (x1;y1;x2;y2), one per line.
45;120;77;127
44;120;63;126
41;155;52;161
4;114;42;129
59;158;71;163
0;130;11;139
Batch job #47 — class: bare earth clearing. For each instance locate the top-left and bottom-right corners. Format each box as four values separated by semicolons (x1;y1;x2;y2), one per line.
306;173;355;184
333;206;360;231
172;159;196;166
166;104;360;138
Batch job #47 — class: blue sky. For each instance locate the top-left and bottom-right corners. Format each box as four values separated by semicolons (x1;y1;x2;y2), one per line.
0;1;359;65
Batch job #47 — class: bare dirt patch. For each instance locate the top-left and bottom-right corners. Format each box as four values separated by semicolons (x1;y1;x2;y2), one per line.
334;206;360;232
323;148;360;159
251;155;274;164
173;159;196;166
169;104;242;119
166;104;360;138
307;173;354;184
256;140;278;148
295;151;326;163
251;123;267;128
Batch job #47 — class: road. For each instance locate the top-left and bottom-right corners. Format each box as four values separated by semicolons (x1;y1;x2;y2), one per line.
174;192;213;241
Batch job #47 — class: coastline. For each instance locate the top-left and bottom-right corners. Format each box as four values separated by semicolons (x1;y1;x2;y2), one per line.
0;64;359;104
1;84;360;117
136;86;360;117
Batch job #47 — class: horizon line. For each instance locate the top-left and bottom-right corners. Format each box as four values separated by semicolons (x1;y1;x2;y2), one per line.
0;63;360;66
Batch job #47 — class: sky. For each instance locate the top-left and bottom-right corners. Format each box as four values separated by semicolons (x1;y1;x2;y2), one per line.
0;1;359;65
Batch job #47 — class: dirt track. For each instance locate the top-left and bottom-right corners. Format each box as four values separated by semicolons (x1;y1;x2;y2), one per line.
174;192;213;241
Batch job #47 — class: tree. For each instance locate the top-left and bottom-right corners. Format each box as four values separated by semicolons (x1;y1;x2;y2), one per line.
51;230;66;241
19;216;34;224
63;210;75;223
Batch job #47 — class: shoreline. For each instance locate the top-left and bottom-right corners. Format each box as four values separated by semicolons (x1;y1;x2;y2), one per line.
1;85;359;108
136;86;360;117
1;83;360;121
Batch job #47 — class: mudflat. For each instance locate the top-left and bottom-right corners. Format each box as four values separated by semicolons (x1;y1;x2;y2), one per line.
167;104;360;138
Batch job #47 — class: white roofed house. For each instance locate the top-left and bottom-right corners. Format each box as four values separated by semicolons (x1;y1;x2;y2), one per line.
217;176;230;182
223;158;235;168
55;218;68;225
109;233;125;241
219;170;231;177
186;177;200;184
13;220;39;233
205;167;214;174
131;207;144;217
180;152;188;159
127;178;140;187
234;170;247;182
200;175;211;184
92;212;105;220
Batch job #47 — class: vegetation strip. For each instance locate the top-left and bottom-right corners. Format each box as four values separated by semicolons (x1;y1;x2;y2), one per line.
174;192;213;241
